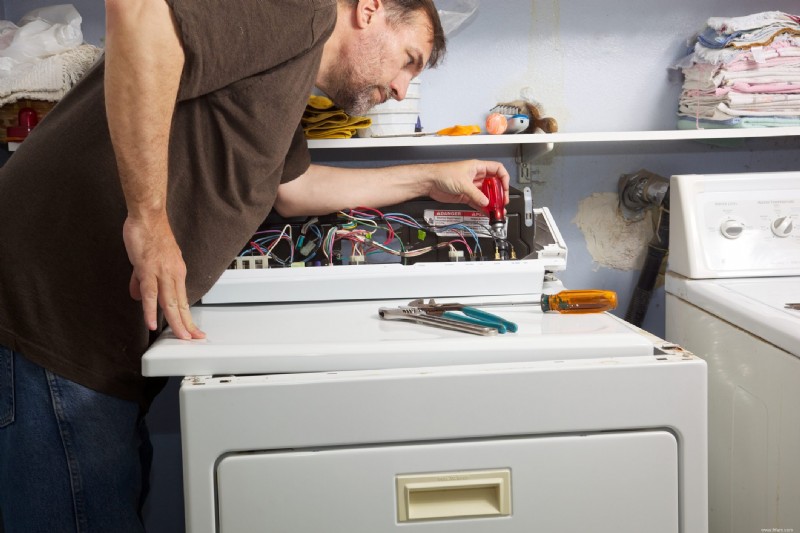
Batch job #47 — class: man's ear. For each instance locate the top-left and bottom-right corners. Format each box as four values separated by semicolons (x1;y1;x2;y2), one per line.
354;0;383;29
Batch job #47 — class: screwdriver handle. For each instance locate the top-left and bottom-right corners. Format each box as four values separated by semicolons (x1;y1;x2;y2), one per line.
481;176;505;224
540;289;618;314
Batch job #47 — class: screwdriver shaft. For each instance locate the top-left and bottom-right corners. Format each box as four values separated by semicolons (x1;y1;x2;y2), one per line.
410;290;618;315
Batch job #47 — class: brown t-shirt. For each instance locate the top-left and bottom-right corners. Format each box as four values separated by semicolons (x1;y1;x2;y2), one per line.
0;0;336;407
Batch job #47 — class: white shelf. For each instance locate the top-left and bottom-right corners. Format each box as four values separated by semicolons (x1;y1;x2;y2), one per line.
308;127;800;149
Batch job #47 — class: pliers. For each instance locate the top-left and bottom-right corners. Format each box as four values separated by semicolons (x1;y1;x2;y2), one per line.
408;298;518;334
378;306;498;336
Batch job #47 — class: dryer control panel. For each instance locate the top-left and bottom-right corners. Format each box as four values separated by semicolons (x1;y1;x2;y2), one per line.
201;188;568;304
669;172;800;279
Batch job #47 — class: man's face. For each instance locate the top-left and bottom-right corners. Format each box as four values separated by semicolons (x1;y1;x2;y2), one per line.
328;9;432;116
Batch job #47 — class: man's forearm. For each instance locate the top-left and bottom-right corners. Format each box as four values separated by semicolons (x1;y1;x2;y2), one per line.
104;0;184;219
274;163;436;216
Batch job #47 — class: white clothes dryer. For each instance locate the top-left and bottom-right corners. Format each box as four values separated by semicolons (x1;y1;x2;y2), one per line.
144;209;708;533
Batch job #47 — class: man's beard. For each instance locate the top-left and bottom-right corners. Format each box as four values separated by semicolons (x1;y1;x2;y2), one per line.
327;77;381;116
325;34;391;116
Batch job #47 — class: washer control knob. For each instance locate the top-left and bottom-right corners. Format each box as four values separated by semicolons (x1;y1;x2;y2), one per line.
771;216;794;238
720;219;745;239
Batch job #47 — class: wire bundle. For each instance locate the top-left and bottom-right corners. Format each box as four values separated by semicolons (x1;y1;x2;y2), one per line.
236;206;508;267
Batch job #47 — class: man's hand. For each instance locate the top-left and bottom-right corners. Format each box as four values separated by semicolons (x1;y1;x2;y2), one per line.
425;159;511;212
123;213;205;340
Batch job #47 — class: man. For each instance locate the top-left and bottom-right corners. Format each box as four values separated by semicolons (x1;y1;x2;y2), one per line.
0;0;509;530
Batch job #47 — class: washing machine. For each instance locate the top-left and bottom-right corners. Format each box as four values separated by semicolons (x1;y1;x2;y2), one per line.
144;208;707;533
665;171;800;533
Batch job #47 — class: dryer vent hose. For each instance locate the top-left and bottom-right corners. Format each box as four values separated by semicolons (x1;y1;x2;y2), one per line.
624;189;670;327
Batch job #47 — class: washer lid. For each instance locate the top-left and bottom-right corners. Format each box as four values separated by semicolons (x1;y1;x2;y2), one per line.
142;296;654;377
666;274;800;357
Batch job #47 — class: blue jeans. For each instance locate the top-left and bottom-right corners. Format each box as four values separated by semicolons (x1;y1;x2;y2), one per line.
0;345;151;533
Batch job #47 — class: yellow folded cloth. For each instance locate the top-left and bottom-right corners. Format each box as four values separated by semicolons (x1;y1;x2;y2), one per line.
302;95;371;139
306;95;336;110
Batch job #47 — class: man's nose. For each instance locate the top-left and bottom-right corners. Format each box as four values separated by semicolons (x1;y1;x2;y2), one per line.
389;75;411;101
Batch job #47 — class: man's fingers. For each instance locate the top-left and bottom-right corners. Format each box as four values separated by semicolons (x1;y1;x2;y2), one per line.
158;278;190;340
139;275;160;331
179;303;205;339
129;272;142;301
469;189;490;210
174;280;206;339
158;277;205;340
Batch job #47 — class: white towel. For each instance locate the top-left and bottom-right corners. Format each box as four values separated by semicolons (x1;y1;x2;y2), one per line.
0;43;102;106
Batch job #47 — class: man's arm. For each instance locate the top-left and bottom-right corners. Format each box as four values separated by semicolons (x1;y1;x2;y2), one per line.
274;160;510;217
105;0;204;340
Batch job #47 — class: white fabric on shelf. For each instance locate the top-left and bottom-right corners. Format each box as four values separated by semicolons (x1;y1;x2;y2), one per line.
0;43;102;106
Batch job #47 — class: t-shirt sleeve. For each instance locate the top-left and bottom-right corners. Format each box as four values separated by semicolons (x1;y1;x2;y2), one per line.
165;0;336;101
280;124;311;184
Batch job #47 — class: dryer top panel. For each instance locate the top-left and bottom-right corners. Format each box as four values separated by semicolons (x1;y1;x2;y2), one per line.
142;293;654;377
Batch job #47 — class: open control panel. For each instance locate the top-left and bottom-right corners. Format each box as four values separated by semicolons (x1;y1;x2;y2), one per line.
202;188;568;304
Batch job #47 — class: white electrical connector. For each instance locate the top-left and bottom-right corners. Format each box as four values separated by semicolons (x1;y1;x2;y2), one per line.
299;239;317;256
233;256;269;269
349;254;365;265
448;250;465;262
300;216;319;235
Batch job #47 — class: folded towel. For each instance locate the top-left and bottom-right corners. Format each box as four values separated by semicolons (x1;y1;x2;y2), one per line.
0;44;102;106
302;95;371;139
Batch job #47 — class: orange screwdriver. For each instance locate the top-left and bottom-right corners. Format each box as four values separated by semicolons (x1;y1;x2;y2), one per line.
539;289;618;314
410;290;618;316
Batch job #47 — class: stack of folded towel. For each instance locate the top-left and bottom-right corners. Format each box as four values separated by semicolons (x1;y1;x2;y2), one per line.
301;95;371;139
677;11;800;129
0;43;102;107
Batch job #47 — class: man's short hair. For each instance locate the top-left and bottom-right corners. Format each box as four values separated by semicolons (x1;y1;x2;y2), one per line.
344;0;446;68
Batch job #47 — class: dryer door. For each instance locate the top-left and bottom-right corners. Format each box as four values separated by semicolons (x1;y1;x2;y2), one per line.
216;430;678;533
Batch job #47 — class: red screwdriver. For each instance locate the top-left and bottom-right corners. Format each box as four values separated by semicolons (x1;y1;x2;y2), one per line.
481;176;509;260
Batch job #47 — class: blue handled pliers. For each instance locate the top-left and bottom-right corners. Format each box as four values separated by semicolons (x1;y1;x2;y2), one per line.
408;299;518;334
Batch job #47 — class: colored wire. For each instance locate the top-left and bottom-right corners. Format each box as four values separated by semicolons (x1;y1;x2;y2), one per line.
239;205;503;267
